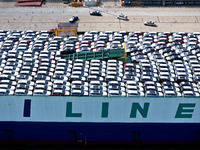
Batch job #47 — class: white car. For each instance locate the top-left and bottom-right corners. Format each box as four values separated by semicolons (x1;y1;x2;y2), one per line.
15;89;32;96
144;21;157;27
52;89;70;96
68;14;79;22
127;91;144;97
33;89;51;96
108;90;126;97
145;91;163;97
0;89;14;95
117;14;128;21
164;91;181;97
0;84;15;91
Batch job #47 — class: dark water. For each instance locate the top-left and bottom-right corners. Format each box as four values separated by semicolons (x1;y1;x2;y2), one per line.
0;144;200;150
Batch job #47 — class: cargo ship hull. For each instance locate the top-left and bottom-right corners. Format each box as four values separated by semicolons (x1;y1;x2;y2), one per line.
0;96;200;144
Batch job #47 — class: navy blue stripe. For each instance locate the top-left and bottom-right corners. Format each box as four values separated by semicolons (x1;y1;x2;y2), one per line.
0;122;200;142
23;99;31;117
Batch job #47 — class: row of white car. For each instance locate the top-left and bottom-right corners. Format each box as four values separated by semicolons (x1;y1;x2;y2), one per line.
1;78;200;97
0;56;199;85
0;30;200;97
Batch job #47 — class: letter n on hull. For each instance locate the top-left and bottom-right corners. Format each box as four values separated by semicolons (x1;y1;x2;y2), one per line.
130;103;150;118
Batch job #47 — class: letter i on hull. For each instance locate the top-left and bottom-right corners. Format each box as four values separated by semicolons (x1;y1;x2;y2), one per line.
23;99;31;117
102;102;109;118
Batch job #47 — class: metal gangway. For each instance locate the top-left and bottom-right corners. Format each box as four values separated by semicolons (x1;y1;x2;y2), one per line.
61;47;128;63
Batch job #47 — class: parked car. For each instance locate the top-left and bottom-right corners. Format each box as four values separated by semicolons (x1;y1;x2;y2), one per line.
90;11;102;16
117;14;128;21
69;16;79;23
144;21;157;27
127;91;144;97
